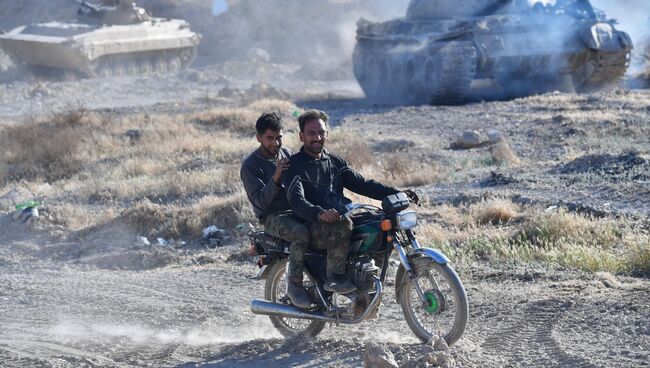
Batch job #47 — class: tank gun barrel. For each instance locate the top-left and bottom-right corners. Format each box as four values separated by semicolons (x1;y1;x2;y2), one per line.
73;0;101;13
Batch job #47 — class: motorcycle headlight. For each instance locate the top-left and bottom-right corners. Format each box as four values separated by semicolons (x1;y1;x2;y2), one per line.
396;210;417;229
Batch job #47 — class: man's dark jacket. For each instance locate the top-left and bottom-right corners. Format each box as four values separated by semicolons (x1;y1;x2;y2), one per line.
284;147;398;223
240;147;292;219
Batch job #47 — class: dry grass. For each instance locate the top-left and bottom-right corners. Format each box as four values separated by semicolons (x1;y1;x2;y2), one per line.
0;102;296;240
124;191;252;239
1;101;648;278
327;130;374;169
416;202;649;276
490;141;522;166
470;199;519;225
0;108;102;182
190;99;298;134
380;153;442;187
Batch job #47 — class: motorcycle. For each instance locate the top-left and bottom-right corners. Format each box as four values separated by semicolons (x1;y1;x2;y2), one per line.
248;192;468;345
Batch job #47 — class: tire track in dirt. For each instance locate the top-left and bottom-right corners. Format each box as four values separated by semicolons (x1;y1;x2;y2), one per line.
481;299;598;367
0;339;128;368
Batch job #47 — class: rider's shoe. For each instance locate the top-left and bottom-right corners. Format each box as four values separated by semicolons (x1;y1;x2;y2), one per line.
287;280;312;309
324;274;357;294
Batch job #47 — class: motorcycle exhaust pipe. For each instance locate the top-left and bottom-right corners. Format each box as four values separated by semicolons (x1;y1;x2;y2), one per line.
250;299;335;322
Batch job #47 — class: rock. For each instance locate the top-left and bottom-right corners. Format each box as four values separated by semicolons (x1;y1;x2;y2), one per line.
138;236;151;246
487;129;504;144
363;341;399;368
453;130;481;149
425;351;455;367
429;336;450;352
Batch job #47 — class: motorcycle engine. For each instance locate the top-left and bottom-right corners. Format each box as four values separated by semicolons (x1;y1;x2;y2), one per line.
348;255;380;292
330;256;381;319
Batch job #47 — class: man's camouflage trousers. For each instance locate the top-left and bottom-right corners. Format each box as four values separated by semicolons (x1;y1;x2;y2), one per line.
309;216;353;277
263;210;309;282
264;211;353;279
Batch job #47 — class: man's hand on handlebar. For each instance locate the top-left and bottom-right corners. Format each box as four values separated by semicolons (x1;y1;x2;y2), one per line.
404;189;420;205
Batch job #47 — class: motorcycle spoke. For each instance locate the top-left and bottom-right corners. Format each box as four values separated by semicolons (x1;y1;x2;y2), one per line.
272;268;315;331
407;268;457;339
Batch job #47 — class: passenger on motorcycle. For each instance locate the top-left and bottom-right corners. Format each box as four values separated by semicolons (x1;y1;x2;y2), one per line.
284;109;419;294
240;112;312;308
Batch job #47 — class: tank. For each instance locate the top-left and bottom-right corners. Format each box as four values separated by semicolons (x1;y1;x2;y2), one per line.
0;0;200;78
353;0;633;104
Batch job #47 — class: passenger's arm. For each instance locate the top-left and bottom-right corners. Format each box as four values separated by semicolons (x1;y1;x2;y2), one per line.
285;173;326;223
240;163;281;211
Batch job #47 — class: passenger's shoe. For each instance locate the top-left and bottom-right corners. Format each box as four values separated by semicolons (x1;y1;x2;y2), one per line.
324;274;357;294
287;280;312;309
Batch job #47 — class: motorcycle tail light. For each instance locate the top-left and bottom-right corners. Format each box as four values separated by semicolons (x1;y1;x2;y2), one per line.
381;219;392;231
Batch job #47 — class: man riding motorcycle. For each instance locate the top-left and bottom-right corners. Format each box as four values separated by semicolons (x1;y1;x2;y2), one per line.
240;112;312;308
283;109;419;294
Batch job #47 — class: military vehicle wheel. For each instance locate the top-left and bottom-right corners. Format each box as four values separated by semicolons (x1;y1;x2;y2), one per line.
153;58;167;75
179;47;197;67
422;42;477;105
96;64;112;78
112;64;126;77
167;57;182;74
139;61;153;75
124;61;139;76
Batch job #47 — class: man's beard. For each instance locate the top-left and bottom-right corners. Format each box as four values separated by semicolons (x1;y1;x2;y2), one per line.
305;141;323;156
260;144;279;158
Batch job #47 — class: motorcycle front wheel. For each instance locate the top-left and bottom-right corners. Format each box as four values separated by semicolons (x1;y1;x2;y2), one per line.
397;256;468;345
264;258;326;338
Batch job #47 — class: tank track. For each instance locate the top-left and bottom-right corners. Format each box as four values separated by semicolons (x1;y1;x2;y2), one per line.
423;41;477;105
90;47;197;78
353;40;477;105
574;50;630;91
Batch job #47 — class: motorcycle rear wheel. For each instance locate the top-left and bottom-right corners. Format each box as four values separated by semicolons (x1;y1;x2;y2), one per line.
397;256;468;345
264;259;326;338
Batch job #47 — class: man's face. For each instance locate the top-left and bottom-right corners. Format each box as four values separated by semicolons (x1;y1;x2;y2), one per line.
256;128;283;158
300;119;328;157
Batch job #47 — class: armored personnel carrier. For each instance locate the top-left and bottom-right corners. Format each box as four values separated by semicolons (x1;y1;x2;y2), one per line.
353;0;633;104
0;0;200;78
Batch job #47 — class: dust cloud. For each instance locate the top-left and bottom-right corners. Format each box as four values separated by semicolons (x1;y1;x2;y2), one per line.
52;317;281;346
200;0;411;66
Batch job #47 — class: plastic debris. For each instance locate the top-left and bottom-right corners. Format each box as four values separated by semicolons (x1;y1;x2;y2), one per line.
202;225;227;248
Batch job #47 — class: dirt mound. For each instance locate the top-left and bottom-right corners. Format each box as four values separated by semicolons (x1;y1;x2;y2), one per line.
556;152;650;180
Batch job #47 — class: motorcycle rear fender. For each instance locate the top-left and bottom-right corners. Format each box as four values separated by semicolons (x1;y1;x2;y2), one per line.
394;248;449;302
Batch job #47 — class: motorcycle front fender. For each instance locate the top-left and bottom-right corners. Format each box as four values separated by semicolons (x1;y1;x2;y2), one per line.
409;248;449;265
394;247;450;302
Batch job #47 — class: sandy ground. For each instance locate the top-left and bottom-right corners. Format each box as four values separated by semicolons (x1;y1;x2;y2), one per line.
0;62;649;367
0;219;648;367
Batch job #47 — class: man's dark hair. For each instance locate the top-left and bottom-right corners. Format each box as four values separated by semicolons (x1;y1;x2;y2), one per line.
298;109;329;132
255;112;283;135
